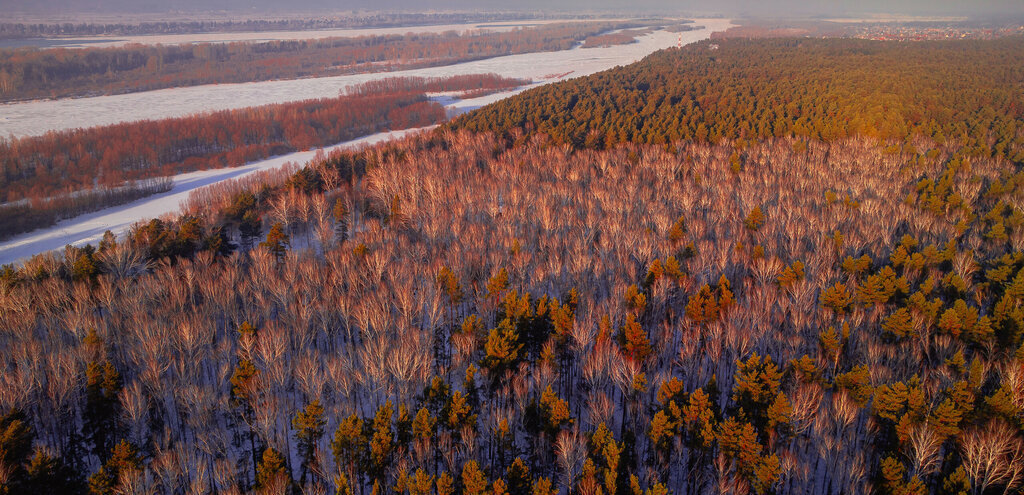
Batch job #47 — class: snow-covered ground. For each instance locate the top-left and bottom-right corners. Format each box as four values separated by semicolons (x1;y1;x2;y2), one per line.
1;19;601;50
0;19;733;265
0;127;431;265
0;19;733;139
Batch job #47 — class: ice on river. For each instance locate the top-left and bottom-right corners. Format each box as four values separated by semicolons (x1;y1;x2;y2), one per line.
0;19;733;265
0;19;733;139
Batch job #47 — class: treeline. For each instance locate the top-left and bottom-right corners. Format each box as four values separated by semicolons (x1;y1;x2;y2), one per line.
0;178;171;241
349;74;528;97
581;28;653;48
0;90;435;201
664;23;701;33
0;74;522;239
0;73;519;202
452;37;1024;164
0;21;641;101
0;13;553;39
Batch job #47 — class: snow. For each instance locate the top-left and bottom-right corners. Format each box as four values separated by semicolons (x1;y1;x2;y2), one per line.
0;18;734;265
2;19;615;50
0;19;734;139
0;127;430;265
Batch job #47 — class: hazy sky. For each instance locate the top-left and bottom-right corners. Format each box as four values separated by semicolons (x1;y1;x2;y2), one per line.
3;0;1022;16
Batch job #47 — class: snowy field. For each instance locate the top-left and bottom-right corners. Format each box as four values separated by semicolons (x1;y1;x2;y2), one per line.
0;19;733;265
0;19;602;49
0;19;733;139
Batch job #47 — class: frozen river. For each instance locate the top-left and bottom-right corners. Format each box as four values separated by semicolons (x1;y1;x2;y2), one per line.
0;19;733;265
0;19;733;139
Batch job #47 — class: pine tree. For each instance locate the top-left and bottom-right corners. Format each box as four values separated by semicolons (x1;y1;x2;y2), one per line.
715;418;778;494
239;210;262;250
882;308;915;339
482;319;522;381
369;402;395;482
411;407;436;444
744;206;765;231
437;472;455;495
293;400;327;485
531;477;557;495
231;357;260;484
445;391;475;432
623;284;647;313
0;409;33;493
538;385;572;434
820;282;853;314
332;414;365;490
683;388;716;448
686;284;719;324
409;469;434;495
335;470;354;495
71;247;99;282
648;411;676;455
462;461;488;495
620;314;652;363
389;194;404;226
777;261;805;287
333;198;349;243
732;353;783;434
256;447;292;492
260;222;290;261
668;216;687;245
506;458;531;495
88;440;141;495
84;361;122;462
487;268;510;301
437;267;464;305
23;447;81;494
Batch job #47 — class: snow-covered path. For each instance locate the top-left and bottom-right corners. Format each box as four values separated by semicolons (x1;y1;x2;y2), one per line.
0;128;431;265
0;19;733;139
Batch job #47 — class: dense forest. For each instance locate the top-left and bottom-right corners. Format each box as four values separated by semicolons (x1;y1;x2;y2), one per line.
0;74;524;239
453;37;1024;164
0;21;642;102
2;36;1024;495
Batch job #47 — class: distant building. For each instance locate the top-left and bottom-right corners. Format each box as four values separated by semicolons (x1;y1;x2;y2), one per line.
709;44;719;50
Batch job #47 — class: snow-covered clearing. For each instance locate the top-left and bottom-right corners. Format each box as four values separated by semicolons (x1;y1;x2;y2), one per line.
0;19;733;139
0;19;733;265
0;127;430;265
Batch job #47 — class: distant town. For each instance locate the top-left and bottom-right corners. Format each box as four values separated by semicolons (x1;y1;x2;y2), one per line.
851;22;1024;40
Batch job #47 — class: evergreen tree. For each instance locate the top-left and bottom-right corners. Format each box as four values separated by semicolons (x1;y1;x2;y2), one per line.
231;357;260;485
88;440;141;495
260;222;290;261
461;461;488;495
619;314;652;363
84;361;122;462
293;400;327;485
332;415;366;491
239;210;262;250
256;447;292;492
334;198;350;243
369;402;395;483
